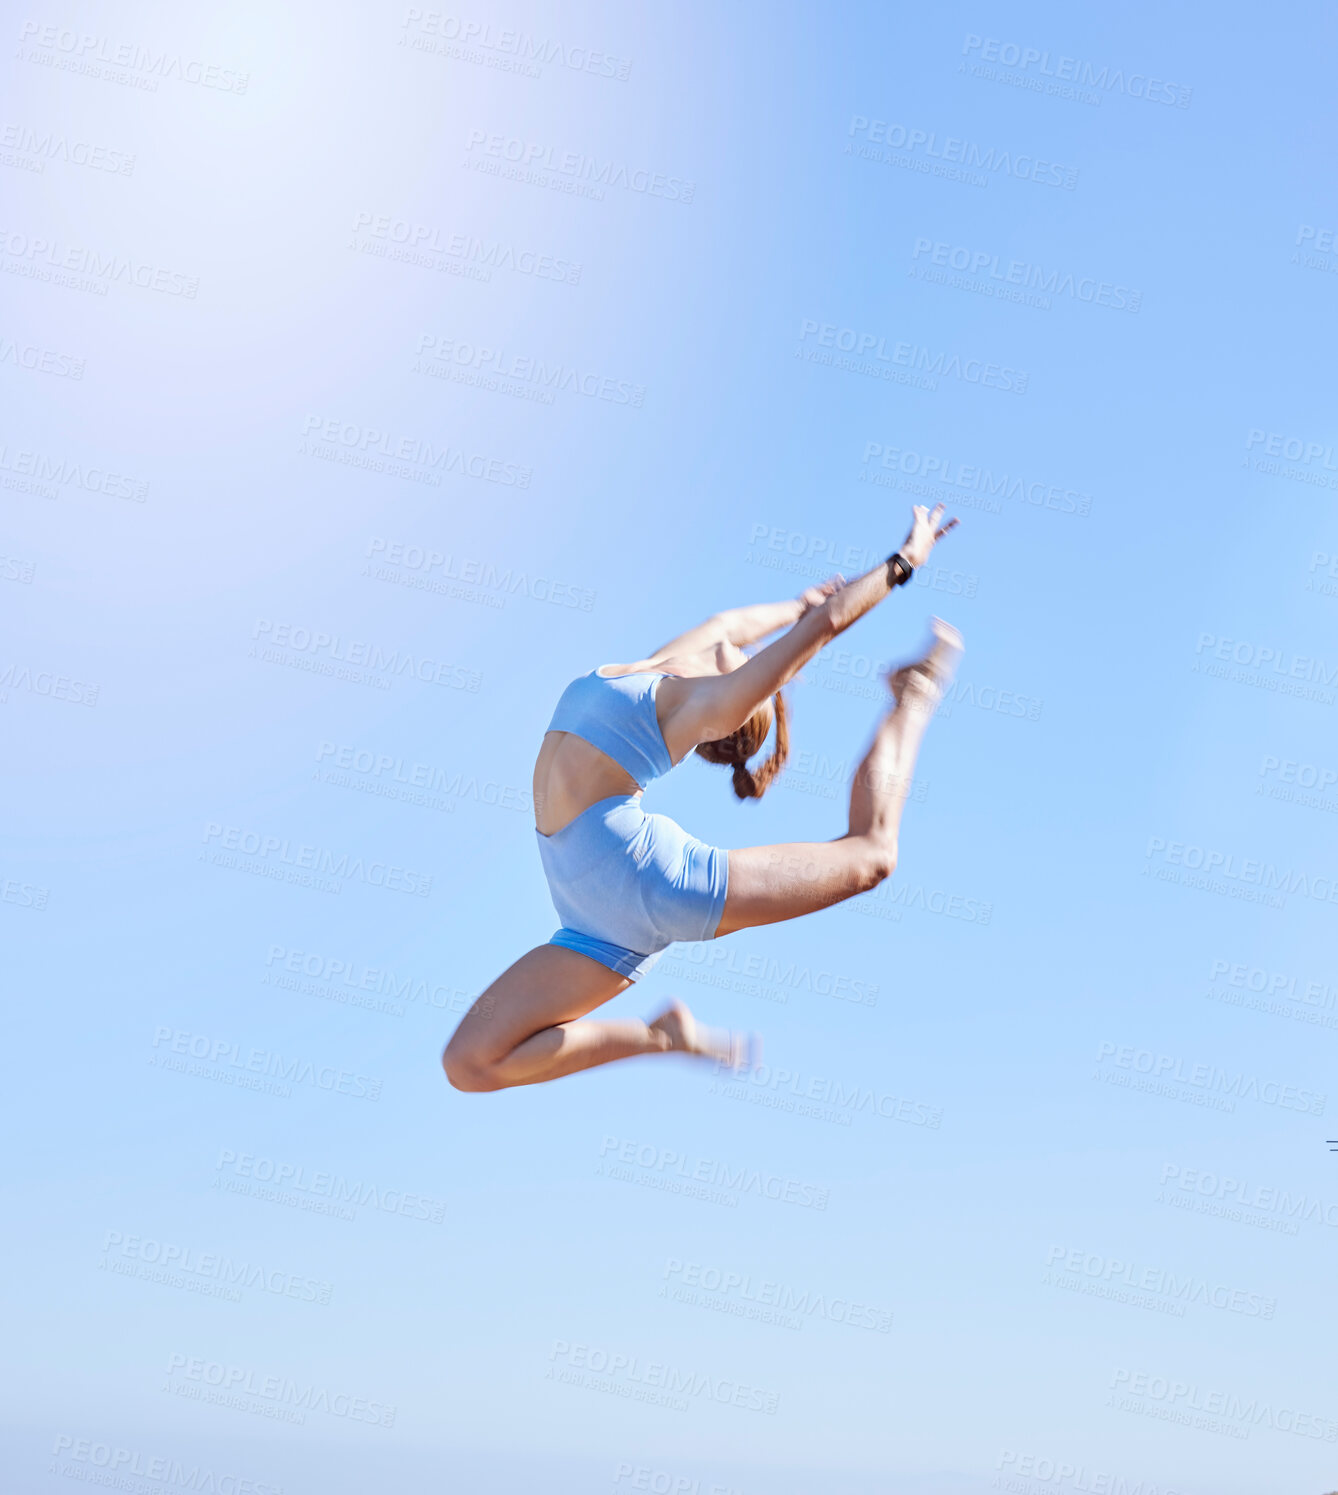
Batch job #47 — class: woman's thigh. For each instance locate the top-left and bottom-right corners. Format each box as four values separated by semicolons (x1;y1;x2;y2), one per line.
452;944;633;1063
714;838;881;937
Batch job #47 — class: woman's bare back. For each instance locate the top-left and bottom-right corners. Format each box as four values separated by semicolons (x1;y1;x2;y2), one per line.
531;657;718;836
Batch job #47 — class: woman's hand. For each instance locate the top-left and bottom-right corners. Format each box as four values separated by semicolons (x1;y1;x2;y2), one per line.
899;504;959;569
796;575;846;614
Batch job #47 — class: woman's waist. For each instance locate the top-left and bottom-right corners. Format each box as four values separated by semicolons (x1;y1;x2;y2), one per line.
534;731;642;835
534;792;650;871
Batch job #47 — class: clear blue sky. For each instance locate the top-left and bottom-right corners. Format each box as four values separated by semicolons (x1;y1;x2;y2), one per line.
5;2;1338;1491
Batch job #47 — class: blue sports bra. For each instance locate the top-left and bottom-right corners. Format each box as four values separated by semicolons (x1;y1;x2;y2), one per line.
545;668;674;789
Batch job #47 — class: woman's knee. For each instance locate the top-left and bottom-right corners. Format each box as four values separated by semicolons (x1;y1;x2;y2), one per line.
855;839;897;892
441;1037;502;1093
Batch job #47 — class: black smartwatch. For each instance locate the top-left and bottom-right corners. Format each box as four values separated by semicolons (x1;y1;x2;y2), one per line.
885;552;914;587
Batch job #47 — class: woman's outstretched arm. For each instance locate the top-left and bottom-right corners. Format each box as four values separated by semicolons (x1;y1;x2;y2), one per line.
668;505;958;744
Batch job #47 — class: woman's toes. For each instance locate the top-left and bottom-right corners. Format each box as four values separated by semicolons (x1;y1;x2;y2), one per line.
885;619;964;704
650;1001;754;1069
649;999;693;1053
926;617;964;672
928;616;965;660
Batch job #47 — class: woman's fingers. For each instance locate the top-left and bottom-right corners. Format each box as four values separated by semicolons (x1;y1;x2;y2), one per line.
800;575;846;610
934;517;960;540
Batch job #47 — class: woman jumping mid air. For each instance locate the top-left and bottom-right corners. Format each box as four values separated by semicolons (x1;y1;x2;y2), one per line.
443;504;962;1092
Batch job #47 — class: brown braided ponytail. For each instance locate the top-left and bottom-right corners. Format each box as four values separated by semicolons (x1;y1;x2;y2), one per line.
694;691;790;800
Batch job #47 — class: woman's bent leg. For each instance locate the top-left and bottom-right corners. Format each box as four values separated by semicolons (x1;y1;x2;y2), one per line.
715;622;957;936
714;835;894;935
443;945;636;1090
442;947;747;1091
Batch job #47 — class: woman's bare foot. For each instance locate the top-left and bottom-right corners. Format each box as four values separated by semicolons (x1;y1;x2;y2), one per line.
886;617;964;708
649;999;756;1071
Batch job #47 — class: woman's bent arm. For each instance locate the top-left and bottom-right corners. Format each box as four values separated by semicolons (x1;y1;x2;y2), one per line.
718;577;847;647
649;586;839;664
671;567;890;741
717;598;803;645
648;602;796;663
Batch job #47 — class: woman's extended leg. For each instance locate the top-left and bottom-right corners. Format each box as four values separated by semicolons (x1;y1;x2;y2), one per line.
442;946;749;1092
715;619;960;935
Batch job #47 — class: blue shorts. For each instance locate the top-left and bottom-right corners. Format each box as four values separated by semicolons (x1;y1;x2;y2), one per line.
535;795;729;979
